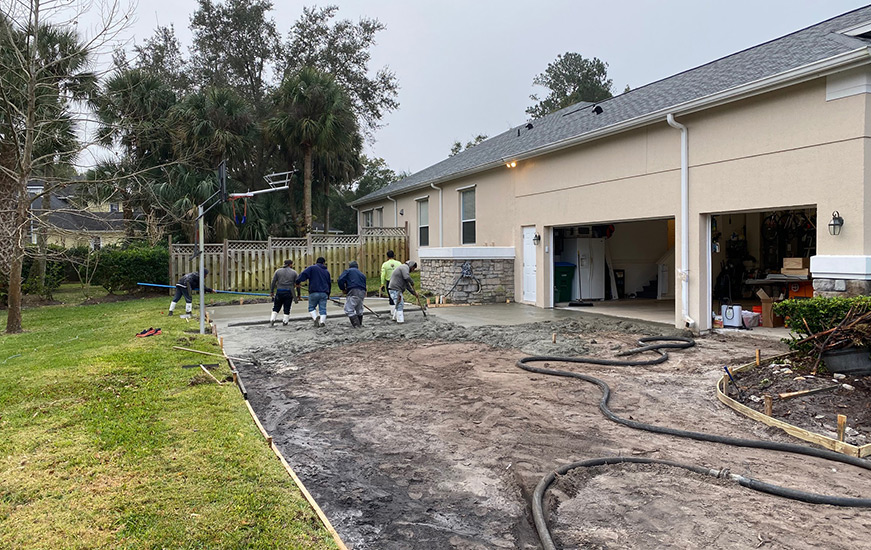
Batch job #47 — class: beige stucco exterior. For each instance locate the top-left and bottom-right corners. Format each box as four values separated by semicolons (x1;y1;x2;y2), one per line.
356;68;871;331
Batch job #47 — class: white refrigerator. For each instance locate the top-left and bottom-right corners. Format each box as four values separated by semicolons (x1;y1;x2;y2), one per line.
561;238;606;301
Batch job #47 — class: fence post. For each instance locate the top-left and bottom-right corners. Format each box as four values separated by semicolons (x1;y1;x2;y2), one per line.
306;232;313;267
222;239;229;290
404;221;410;261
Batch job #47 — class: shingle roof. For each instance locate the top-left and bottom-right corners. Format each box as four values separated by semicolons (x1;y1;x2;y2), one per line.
353;5;871;206
28;192;126;232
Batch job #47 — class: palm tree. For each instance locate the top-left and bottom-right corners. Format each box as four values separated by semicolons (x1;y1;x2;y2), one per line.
93;68;176;236
269;67;360;233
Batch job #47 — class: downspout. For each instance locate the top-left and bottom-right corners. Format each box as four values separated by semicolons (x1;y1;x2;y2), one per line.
430;182;443;246
387;195;398;226
349;205;360;233
666;113;696;330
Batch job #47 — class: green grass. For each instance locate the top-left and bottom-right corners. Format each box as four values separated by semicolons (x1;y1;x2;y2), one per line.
0;296;338;549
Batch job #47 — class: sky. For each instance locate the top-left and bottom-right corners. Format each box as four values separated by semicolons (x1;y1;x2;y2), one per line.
80;0;871;175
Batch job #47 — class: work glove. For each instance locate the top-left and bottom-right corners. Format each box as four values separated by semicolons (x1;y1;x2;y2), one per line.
293;295;300;304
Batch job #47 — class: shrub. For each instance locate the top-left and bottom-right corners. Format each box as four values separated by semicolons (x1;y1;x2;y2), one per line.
94;243;170;293
773;295;871;350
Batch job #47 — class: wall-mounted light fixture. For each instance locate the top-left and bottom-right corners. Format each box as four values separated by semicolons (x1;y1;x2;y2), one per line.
505;160;517;168
829;211;844;236
532;232;541;246
399;209;404;216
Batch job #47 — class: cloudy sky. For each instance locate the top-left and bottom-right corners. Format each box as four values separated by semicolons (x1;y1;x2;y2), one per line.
83;0;871;175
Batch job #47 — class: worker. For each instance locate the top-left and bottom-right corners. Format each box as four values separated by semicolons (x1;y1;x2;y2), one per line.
269;259;300;327
296;257;331;327
387;260;418;324
337;260;367;328
168;269;213;317
380;250;402;319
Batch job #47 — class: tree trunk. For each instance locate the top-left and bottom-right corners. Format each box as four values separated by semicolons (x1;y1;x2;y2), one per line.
324;182;330;235
6;192;29;334
123;196;134;237
303;147;313;233
36;191;49;290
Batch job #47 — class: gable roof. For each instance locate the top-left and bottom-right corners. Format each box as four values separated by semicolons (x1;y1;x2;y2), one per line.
353;5;871;206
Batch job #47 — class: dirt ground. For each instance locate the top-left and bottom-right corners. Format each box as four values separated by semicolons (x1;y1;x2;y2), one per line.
219;309;871;550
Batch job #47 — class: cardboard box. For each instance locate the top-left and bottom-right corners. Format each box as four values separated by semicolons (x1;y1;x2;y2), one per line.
756;288;785;328
781;268;810;276
783;257;810;269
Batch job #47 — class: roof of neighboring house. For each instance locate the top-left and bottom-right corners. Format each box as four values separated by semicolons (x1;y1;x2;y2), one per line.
353;5;871;206
28;191;126;233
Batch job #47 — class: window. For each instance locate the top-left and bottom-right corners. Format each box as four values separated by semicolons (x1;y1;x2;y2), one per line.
375;207;383;227
418;199;429;247
90;236;102;251
109;203;119;213
460;188;475;244
362;210;373;228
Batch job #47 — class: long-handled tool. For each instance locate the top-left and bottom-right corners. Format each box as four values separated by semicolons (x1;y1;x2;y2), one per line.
723;366;744;400
138;282;270;297
329;296;382;319
416;294;428;320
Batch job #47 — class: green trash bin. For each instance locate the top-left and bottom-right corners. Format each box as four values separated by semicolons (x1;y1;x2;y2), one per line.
554;262;576;303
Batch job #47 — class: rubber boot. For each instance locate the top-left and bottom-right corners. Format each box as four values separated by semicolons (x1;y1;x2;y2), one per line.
319;314;327;327
168;301;176;316
269;311;277;327
282;314;290;326
396;310;405;324
348;315;359;328
310;310;319;327
357;314;363;327
390;305;396;320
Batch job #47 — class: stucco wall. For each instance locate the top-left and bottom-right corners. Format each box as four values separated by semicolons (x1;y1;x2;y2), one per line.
356;72;871;331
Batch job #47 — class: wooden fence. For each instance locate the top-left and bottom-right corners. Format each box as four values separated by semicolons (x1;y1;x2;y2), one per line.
169;227;409;292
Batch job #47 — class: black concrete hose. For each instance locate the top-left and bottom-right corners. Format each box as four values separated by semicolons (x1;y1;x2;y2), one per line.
517;337;871;550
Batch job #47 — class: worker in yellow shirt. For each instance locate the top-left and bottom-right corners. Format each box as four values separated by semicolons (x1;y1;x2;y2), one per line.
379;250;402;319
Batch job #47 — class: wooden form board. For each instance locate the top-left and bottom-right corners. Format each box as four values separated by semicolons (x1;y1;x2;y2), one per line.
717;353;871;458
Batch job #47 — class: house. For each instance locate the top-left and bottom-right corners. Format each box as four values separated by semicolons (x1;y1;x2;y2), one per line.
27;183;128;249
351;6;871;332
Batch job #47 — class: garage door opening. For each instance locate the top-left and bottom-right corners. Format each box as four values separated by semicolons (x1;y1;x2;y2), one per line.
552;219;676;324
710;207;816;330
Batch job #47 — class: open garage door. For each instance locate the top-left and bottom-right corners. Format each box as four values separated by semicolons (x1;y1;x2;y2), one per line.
710;207;816;329
551;219;676;323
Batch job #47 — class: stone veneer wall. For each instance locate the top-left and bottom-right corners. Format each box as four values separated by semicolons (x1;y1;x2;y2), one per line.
420;258;514;303
813;278;871;298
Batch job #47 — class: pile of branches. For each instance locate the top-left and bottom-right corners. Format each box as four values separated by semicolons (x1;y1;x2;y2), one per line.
795;307;871;373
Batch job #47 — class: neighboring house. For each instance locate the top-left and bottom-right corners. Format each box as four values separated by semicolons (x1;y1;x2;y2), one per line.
351;6;871;332
27;183;127;249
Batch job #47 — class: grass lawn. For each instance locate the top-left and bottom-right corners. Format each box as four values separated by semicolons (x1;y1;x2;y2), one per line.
0;294;339;549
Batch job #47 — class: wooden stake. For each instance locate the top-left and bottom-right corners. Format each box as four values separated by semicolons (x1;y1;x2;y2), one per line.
219;337;224;350
755;349;760;366
552;333;556;343
778;384;840;401
200;364;223;385
764;394;773;416
838;414;847;442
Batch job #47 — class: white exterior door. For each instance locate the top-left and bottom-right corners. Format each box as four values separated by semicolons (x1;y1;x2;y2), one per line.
522;227;537;303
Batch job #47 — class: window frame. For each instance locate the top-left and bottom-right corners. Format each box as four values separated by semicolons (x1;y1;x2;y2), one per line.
459;187;476;245
417;197;430;247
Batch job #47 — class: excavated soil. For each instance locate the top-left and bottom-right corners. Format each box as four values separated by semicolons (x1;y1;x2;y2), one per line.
220;312;871;549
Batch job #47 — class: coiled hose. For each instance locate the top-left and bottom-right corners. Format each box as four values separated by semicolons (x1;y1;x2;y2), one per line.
518;336;871;550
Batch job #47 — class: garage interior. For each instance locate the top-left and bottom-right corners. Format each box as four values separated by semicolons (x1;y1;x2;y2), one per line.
552;218;675;307
711;207;816;329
